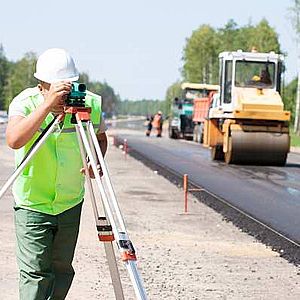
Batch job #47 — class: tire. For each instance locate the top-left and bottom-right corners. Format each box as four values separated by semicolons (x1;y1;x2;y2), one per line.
199;131;204;144
211;145;224;161
199;123;204;144
185;135;194;141
193;125;199;143
193;124;204;144
273;153;287;166
169;127;178;139
193;125;203;143
224;137;233;164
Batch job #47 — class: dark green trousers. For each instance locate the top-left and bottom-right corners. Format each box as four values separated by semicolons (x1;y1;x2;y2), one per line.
14;202;82;300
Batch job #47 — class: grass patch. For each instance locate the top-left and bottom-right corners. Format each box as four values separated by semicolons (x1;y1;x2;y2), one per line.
291;133;300;147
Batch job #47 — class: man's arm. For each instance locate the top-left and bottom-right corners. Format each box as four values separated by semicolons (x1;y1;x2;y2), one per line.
6;104;53;149
6;82;72;149
96;114;107;157
96;131;108;157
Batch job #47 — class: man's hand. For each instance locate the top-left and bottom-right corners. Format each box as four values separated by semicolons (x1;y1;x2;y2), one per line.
43;81;72;114
80;163;103;179
6;81;72;149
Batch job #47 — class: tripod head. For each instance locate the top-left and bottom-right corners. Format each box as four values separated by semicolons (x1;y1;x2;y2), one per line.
65;82;86;107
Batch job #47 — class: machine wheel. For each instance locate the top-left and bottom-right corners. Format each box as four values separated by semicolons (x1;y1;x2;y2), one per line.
211;145;224;161
169;127;178;139
185;134;194;141
224;137;233;164
193;125;199;143
193;124;203;143
224;131;289;165
273;153;287;166
199;123;204;143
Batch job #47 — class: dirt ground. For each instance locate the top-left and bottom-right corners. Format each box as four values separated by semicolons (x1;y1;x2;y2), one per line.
0;131;299;299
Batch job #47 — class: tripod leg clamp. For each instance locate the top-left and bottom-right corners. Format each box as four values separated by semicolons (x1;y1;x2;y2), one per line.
96;224;115;242
119;240;137;261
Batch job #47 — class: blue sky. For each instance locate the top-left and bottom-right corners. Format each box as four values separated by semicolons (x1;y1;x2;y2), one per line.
0;0;296;100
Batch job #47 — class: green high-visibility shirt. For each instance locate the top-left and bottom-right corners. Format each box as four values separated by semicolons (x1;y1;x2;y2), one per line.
11;87;102;215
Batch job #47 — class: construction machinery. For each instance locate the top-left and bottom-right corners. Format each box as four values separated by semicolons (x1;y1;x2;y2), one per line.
192;85;219;143
203;50;291;165
169;83;218;139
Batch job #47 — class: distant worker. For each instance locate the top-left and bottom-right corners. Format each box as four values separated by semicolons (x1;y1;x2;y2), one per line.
174;97;179;105
260;69;272;85
145;114;154;136
159;112;164;136
152;111;163;137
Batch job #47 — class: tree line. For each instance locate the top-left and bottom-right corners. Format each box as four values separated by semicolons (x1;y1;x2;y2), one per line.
0;46;119;117
117;99;167;116
0;17;298;120
182;19;280;84
0;45;169;117
166;18;298;122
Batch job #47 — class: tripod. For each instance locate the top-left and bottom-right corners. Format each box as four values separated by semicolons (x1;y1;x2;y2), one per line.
0;106;148;300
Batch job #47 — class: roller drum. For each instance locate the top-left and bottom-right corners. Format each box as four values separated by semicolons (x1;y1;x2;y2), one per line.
227;130;290;165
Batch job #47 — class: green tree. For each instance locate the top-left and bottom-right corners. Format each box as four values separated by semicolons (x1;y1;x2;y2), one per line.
0;44;9;110
248;19;280;53
0;49;121;117
182;24;219;83
216;19;240;52
165;81;182;115
217;19;280;55
182;19;281;86
289;0;300;133
4;52;37;109
79;73;120;117
88;81;119;117
284;78;297;123
117;99;165;116
78;72;90;85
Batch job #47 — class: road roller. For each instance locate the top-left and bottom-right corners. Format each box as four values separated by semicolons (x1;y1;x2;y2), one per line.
203;49;291;165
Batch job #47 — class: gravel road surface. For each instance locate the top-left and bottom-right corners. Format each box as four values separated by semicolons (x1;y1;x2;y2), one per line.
0;126;299;299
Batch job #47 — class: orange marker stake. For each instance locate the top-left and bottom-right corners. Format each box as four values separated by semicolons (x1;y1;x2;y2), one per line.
183;174;188;213
124;139;128;159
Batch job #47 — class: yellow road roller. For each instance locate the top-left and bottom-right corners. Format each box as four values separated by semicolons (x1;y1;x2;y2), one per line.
203;49;291;165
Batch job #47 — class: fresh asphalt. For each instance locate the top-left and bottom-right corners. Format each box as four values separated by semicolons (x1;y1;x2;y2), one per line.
2;119;300;244
112;120;300;245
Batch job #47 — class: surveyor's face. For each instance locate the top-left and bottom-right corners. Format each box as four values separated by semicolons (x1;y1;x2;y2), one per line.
38;82;51;98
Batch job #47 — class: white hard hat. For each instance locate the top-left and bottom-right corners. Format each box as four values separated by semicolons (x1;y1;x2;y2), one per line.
34;48;79;83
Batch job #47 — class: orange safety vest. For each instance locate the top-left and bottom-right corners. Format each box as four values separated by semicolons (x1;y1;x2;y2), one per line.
152;114;161;128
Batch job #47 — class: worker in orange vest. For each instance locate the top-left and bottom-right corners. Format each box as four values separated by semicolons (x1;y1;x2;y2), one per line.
152;111;163;137
145;114;154;136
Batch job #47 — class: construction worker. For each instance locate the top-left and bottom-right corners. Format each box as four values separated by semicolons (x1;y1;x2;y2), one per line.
260;69;272;85
145;114;154;136
152;111;163;137
6;48;107;299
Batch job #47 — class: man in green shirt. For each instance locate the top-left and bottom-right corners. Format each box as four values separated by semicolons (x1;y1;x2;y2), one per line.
6;48;107;299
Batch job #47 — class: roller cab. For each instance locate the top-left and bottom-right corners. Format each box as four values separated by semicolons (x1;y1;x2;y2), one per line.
203;50;291;165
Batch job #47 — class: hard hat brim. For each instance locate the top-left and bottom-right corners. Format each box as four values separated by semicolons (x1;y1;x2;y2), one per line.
34;72;79;83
